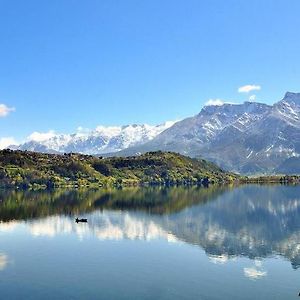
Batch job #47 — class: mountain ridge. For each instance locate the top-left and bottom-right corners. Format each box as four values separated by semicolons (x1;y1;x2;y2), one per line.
11;122;175;155
114;92;300;174
10;92;300;174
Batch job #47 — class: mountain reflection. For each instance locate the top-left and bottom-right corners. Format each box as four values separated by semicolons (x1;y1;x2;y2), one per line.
18;213;178;243
0;185;300;268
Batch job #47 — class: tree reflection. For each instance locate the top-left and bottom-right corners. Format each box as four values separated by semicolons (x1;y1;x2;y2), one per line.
0;186;230;221
0;185;300;269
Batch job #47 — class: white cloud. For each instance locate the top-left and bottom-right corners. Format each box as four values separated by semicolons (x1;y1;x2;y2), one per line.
76;126;92;137
238;85;261;93
249;95;256;102
0;104;15;117
95;126;122;137
27;130;56;142
205;99;225;106
76;126;90;132
205;99;237;106
0;137;18;149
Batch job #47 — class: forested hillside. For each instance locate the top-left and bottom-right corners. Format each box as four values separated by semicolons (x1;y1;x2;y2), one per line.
0;150;237;189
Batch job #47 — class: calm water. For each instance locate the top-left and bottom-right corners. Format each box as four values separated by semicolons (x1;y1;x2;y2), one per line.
0;185;299;299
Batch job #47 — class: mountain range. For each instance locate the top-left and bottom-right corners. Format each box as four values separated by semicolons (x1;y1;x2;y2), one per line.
11;92;300;174
117;92;300;174
12;122;175;155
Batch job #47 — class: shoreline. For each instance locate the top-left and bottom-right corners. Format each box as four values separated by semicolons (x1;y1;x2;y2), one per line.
0;176;299;191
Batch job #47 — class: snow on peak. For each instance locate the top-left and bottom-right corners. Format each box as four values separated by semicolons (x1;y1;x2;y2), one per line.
16;121;176;154
94;126;123;138
28;131;57;142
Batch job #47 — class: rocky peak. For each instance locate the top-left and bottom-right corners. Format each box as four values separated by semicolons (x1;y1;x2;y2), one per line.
282;92;300;105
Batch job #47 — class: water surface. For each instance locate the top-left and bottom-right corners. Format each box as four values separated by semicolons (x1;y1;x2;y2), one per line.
0;185;299;299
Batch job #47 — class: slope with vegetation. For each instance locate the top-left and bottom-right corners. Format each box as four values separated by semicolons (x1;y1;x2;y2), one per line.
0;150;237;189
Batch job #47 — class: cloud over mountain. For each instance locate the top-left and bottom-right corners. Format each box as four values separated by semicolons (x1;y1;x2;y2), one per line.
0;137;18;150
238;85;261;93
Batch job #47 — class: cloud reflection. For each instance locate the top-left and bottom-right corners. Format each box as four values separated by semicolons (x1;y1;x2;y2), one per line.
0;253;8;271
0;185;300;270
244;261;267;280
208;254;230;264
25;212;178;243
244;267;267;280
0;221;18;232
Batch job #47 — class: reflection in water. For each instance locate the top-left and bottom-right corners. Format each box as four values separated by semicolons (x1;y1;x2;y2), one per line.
0;185;300;269
23;213;178;243
208;254;232;264
0;186;227;220
244;267;267;280
0;253;8;271
243;260;267;280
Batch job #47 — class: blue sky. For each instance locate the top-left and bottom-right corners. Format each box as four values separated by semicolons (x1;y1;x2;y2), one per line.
1;0;300;145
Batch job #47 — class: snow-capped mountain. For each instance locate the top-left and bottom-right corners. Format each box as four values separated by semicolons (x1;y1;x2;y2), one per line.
11;92;300;174
118;92;300;174
14;122;175;155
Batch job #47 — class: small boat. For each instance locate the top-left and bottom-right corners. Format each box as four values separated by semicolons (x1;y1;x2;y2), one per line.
75;218;88;223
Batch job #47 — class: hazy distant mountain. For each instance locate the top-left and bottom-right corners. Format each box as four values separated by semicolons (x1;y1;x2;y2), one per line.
117;92;300;174
13;122;175;155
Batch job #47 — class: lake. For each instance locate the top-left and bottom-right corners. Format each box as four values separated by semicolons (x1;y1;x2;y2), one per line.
0;185;299;299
